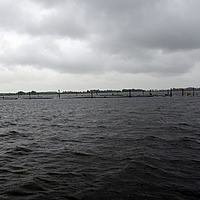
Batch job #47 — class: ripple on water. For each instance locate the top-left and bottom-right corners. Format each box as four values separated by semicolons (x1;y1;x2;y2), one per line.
0;97;200;199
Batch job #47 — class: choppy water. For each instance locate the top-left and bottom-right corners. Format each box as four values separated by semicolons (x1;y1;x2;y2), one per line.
0;96;200;200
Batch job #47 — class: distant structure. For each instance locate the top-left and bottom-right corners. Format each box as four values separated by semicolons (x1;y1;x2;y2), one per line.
0;87;198;100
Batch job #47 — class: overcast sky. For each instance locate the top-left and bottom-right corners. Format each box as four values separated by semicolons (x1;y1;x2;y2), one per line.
0;0;199;92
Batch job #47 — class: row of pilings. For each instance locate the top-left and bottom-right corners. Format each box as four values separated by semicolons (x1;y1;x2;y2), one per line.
128;87;195;98
0;87;197;100
89;88;196;98
36;87;198;99
166;87;195;97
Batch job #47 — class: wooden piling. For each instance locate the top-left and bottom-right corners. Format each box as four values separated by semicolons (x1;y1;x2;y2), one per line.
170;88;172;97
193;87;195;96
182;88;184;96
129;90;131;97
149;90;152;96
29;92;31;99
91;90;93;98
58;90;60;99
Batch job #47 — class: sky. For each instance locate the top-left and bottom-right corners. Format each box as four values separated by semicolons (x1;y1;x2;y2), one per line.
0;0;200;92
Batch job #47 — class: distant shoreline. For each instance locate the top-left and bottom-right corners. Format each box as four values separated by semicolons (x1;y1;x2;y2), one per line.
0;87;199;96
0;87;198;100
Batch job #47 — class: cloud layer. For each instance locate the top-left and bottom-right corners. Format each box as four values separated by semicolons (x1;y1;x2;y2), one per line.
0;0;199;91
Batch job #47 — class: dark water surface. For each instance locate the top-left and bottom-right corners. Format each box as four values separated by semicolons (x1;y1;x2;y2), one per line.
0;97;200;199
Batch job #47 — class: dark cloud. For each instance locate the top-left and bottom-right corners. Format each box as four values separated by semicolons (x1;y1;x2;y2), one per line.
84;0;200;53
0;0;200;79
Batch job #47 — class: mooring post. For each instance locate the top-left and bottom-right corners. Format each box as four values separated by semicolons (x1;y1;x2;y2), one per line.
193;87;195;96
58;90;60;99
182;88;184;96
29;92;31;99
129;90;131;97
170;88;172;97
91;90;93;98
149;90;152;96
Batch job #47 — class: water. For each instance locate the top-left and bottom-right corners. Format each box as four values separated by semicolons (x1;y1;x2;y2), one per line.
0;96;200;199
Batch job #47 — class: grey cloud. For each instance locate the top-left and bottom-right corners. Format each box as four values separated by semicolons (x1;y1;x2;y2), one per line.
86;0;200;53
1;0;200;51
0;36;107;74
26;4;87;38
0;0;200;78
106;49;195;76
0;0;87;39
